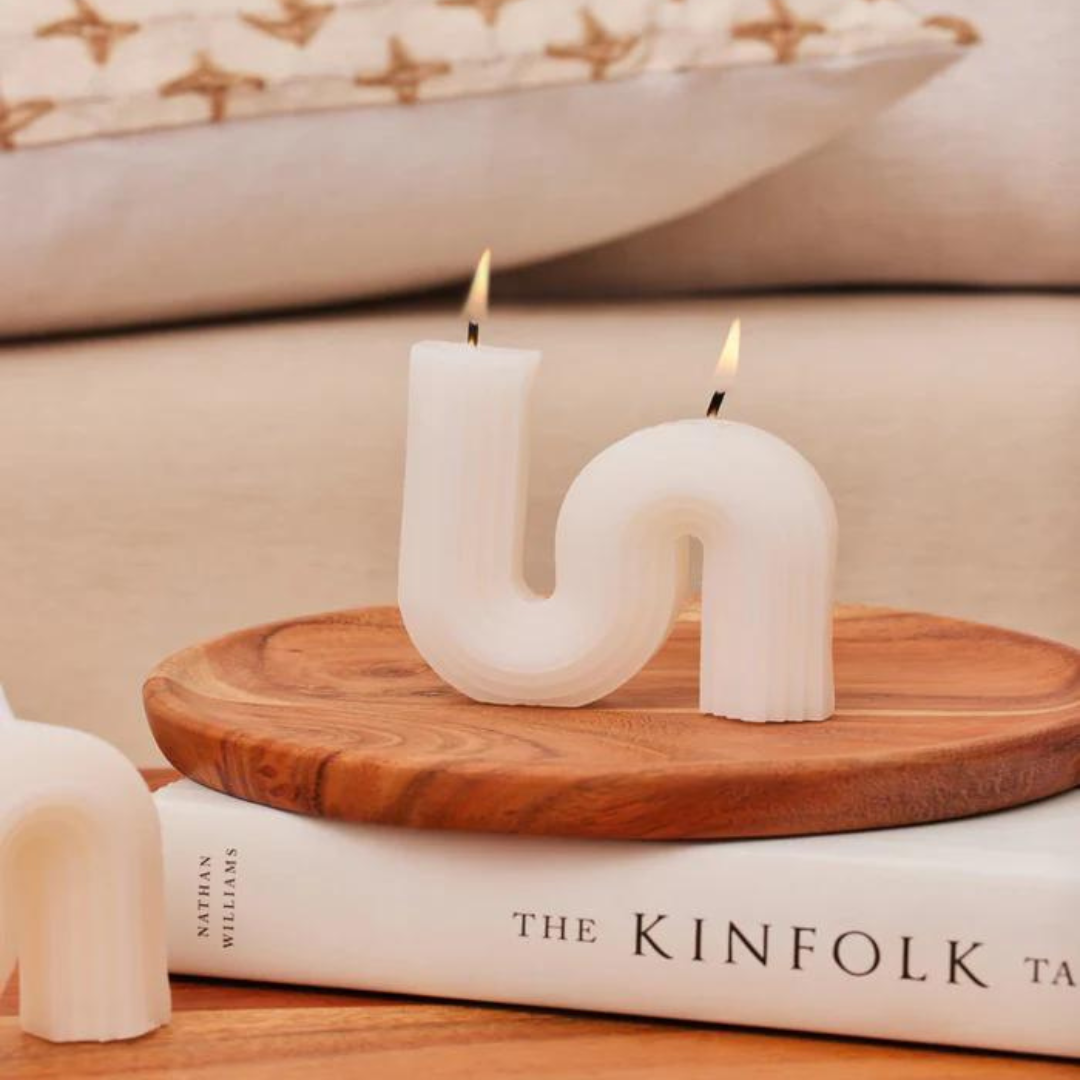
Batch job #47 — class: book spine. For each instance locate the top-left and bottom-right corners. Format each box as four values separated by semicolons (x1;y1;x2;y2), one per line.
157;786;1079;1057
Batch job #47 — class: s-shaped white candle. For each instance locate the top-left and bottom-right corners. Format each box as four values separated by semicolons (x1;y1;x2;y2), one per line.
398;257;837;722
0;685;171;1042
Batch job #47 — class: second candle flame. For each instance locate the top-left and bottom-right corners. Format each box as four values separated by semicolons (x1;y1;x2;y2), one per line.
713;319;740;393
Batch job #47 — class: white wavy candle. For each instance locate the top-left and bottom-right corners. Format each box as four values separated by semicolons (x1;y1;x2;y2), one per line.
398;342;837;722
0;688;171;1042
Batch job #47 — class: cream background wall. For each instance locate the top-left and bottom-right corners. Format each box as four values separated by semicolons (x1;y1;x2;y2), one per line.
1;293;1077;762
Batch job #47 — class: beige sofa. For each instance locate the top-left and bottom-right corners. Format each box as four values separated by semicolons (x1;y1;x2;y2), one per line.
1;290;1077;763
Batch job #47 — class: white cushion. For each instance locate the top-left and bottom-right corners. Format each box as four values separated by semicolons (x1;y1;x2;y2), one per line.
0;0;961;334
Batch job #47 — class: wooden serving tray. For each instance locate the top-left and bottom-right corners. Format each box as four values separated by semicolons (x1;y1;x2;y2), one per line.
144;605;1080;840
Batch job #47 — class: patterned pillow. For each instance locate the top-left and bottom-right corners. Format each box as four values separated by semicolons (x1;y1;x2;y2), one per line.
0;0;972;333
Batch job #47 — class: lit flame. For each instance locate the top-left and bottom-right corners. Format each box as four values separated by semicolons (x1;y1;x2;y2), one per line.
713;318;740;392
463;248;491;324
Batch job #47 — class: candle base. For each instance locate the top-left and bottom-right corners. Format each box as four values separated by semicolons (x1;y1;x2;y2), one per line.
144;604;1080;841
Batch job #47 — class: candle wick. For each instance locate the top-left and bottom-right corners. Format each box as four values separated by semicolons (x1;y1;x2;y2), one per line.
467;321;479;347
706;391;725;418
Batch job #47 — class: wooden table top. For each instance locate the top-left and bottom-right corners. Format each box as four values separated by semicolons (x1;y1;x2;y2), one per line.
0;772;1075;1078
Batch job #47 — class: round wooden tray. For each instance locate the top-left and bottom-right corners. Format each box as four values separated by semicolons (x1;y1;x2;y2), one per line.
144;605;1080;840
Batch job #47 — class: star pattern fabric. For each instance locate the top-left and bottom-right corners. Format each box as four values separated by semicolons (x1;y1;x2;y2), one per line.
732;0;825;64
546;10;641;81
36;0;139;66
0;0;979;151
355;37;451;105
437;0;520;28
0;97;54;151
922;14;980;46
242;0;334;48
160;52;267;122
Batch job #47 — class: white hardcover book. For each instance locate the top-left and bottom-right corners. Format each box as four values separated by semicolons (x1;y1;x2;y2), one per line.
155;780;1079;1057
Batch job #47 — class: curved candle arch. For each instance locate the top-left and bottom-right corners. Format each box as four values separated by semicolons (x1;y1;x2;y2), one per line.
399;343;837;722
0;719;171;1042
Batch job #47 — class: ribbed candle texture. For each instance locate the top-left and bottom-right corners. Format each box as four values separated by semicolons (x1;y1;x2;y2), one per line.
0;690;171;1042
399;341;837;722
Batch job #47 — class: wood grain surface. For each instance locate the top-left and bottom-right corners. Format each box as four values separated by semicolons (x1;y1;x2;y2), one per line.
143;605;1080;839
1;773;1075;1078
5;1000;1077;1080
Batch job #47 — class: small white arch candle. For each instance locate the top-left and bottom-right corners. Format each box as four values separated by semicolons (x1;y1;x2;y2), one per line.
0;688;171;1042
398;258;837;722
